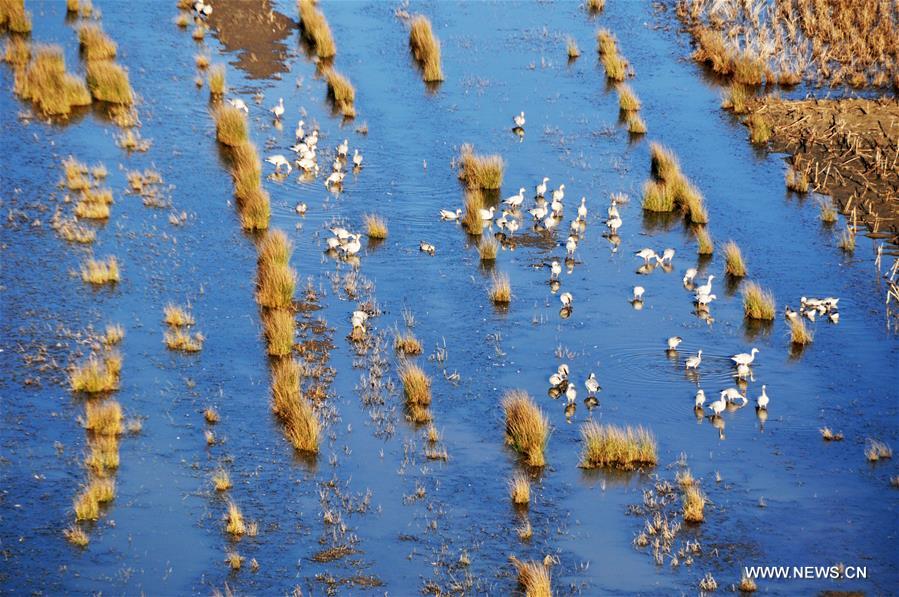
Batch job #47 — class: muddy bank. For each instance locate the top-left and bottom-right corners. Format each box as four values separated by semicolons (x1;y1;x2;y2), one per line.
751;97;899;250
205;0;295;79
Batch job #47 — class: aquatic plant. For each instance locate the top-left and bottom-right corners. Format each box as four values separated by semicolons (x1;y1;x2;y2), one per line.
747;112;771;144
258;229;292;268
195;53;209;69
865;439;892;462
78;23;117;60
271;358;303;416
819;200;838;223
81;256;119;285
3;35;29;65
225;501;246;535
502;390;549;467
13;45;91;115
64;525;89;547
103;324;125;345
509;472;530;505
682;485;706;522
721;83;749;113
838;227;856;252
164;329;205;352
324;68;355;117
596;28;616;56
364;214;388;239
409;15;443;82
400;363;432;408
74;478;115;520
742;281;776;320
566;37;580;59
204;407;219;424
785;166;809;192
695;226;714;255
601;51;627;81
263;308;295;357
617;83;640;111
820;427;844;441
1;0;31;33
256;262;296;309
298;0;336;59
478;235;498;261
723;241;747;277
239;187;271;230
739;573;758;592
394;331;423;356
212;469;232;491
586;0;605;13
489;273;512;304
214;104;249;147
458;144;504;190
85;61;133;104
641;180;675;212
789;317;813;345
461;189;487;233
164;304;195;327
626;112;647;134
676;469;695;488
650;142;681;182
208;64;226;96
85;435;119;472
84;400;123;435
510;556;552;597
579;422;657;470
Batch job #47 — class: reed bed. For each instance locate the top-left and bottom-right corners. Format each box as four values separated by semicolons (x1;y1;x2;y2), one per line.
566;37;580;59
394;331;423;356
695;226;714;255
626;112;647;134
208;64;226;96
71;354;119;393
509;472;530;505
409;15;444;82
84;400;123;435
478;236;499;261
214;104;249;147
85;61;133;104
74;478;115;520
742;281;776;320
258;228;292;267
578;422;657;470
747;112;771;144
256;262;296;309
78;23;116;61
85;435;119;473
502;390;549;467
461;189;487;233
324;68;355;118
643;143;708;222
13;45;91;115
298;0;336;59
617;84;640;111
400;363;432;408
458;144;504;190
1;0;31;33
164;329;205;352
3;35;30;66
270;358;320;452
164;303;194;327
263;308;295;357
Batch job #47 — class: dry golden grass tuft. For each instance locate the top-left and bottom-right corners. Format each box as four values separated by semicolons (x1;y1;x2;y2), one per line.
586;0;605;13
324;68;356;118
489;273;512;304
747;112;771;144
271;357;302;417
682;484;706;522
394;330;423;356
239;187;271;231
626;112;647;135
103;323;125;345
509;472;530;505
458;144;505;190
517;520;533;541
175;11;189;27
74;196;110;219
56;219;96;243
85;435;119;473
64;525;89;547
409;15;444;82
256;262;296;309
212;469;232;491
676;469;695;488
723;241;746;277
84;400;123;435
579;422;657;470
364;214;388;239
225;501;246;536
566;37;580;59
208;64;226;96
819;200;838;224
695;226;714;255
785;166;809;192
78;23;116;61
74;477;115;520
4;35;30;65
617;83;640;111
70;355;120;393
63;156;90;189
674;178;707;223
478;235;499;261
263;308;295;357
81;255;119;284
650;142;680;181
739;573;758;592
641;180;675;212
596;28;616;56
258;229;291;267
461;189;487;233
1;0;31;33
164;329;205;352
230;141;262;199
13;45;91;115
270;358;320;453
865;439;892;462
819;427;844;441
838;227;856;252
600;51;627;82
742;281;776;320
85;61;133;104
426;423;440;443
400;362;432;408
214;104;248;147
116;129;150;152
721;83;749;113
502;390;549;467
204;407;219;424
298;0;336;59
192;25;206;41
164;304;194;327
789;317;813;345
195;53;210;69
510;556;552;597
226;551;243;570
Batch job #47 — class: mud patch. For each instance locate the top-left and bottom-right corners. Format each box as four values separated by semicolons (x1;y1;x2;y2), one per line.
206;0;296;80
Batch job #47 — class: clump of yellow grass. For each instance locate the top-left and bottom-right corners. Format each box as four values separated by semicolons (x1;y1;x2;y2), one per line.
742;281;775;320
578;422;657;470
502;390;549;467
78;23;116;61
510;556;552;597
409;15;444;82
81;256;119;284
458;143;504;190
298;0;336;59
214;104;248;147
13;45;91;115
324;68;355;118
723;240;746;277
85;61;133;104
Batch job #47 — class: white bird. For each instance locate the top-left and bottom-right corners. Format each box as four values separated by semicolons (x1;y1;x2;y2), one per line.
607;200;619;219
822;297;840;310
829;311;840;323
536;177;550;197
605;215;622;233
721;387;744;404
696;293;717;307
529;204;548;221
551;184;565;202
340;234;362;256
667;336;683;350
227;98;249;113
270;97;284;120
565;383;577;404
632;286;645;302
565;235;578;256
694;389;706;408
479;206;496;221
585;373;601;396
324;171;345;187
265;154;292;174
337;139;349;158
295;202;307;215
543;215;559;231
496;213;508;231
731;348;759;367
329;226;351;241
352;149;363;168
550;260;561;280
439;209;462;221
504;188;526;208
657;248;675;265
685;349;702;370
506;219;520;235
560;292;573;308
550;197;564;216
577;197;588;221
805;309;817;322
513;111;526;128
295;120;305;139
419;241;436;255
708;395;726;417
756;385;769;410
735;363;751;379
549;372;565;387
695;275;715;297
351;310;368;329
784;306;799;321
635;248;658;264
683;268;697;286
326;237;341;251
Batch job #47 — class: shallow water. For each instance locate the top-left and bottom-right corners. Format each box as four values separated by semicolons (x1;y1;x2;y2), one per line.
2;0;898;595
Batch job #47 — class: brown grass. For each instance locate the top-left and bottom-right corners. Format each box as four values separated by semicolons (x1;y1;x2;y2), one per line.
85;61;133;104
208;64;226;96
461;189;487;233
617;83;640;111
225;501;246;535
258;229;292;267
820;427;844;441
85;435;119;473
84;400;123;435
74;197;110;219
400;362;432;408
64;525;89;547
721;83;750;113
723;241;746;276
509;472;530;505
695;226;714;255
409;15;444;82
1;0;31;33
230;141;262;200
214;104;248;147
673;178;707;223
263;308;295;357
394;331;423;356
164;304;194;327
164;329;205;352
502;390;549;467
819;200;838;223
742;281;776;320
271;357;302;417
676;469;695;488
641;180;675;212
747;112;771;144
298;0;336;59
458;144;505;190
212;469;232;491
324;68;356;118
626;112;647;134
364;214;388;239
510;556;552;597
566;37;580;59
650;142;680;181
739;573;757;592
256;262;296;309
283;395;320;453
63;156;90;189
204;407;219;424
78;23;117;61
195;53;210;69
683;485;706;522
596;28;616;56
785;166;809;192
586;0;605;12
74;478;115;520
578;422;657;470
239;187;271;230
13;45;91;115
478;235;499;261
81;256;119;285
865;440;892;462
601;51;627;81
489;273;512;304
838;227;856;252
103;324;125;345
4;35;29;65
790;317;813;345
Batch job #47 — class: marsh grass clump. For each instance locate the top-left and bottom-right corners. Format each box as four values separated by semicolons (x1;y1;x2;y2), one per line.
819;200;838;224
117;129;150;152
164;303;194;327
85;435;119;473
682;485;706;522
81;256;119;285
258;229;291;268
225;501;246;536
208;64;226;96
676;469;695;488
298;0;336;59
617;83;640;111
489;273;512;304
566;37;580;59
699;572;718;592
723;241;746;277
785;166;808;193
747;112;771;144
74;196;110;219
363;214;388;239
626;112;646;135
601;51;627;81
865;440;892;462
458;144;504;190
394;331;423;356
586;0;605;12
204;407;219;424
820;427;844;442
510;556;552;597
56;219;96;243
400;363;431;408
214;104;248;147
256;262;296;309
212;469;232;491
509;472;530;505
502;390;549;467
742;281;775;320
579;422;657;470
63;156;90;190
191;25;206;41
650;142;680;182
838;227;856;252
78;23;116;61
1;0;31;33
461;189;486;233
84;400;123;435
789;317;813;345
14;45;91;115
674;179;707;223
164;329;205;352
263;308;295;357
409;15;444;82
478;235;498;261
85;61;133;104
721;83;749;113
195;53;210;69
239;187;271;231
739;573;757;592
271;358;302;416
73;479;115;520
596;28;616;56
3;35;29;66
226;552;243;570
230;141;262;199
695;226;713;255
103;323;125;345
641;180;675;212
324;68;356;118
64;525;89;547
281;395;320;453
